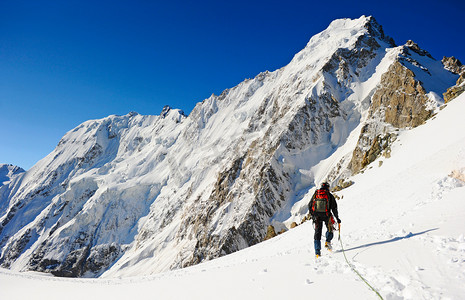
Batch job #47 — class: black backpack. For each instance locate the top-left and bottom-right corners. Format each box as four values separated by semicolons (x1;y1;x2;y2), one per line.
312;189;329;214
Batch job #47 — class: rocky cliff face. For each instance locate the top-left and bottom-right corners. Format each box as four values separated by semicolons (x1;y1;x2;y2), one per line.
370;61;432;128
443;75;465;103
347;41;458;175
442;56;465;75
442;56;465;102
0;16;460;278
349;59;431;174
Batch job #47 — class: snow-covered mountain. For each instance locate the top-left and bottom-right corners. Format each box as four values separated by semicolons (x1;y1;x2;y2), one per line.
0;164;25;211
2;91;464;300
0;16;461;278
0;164;24;185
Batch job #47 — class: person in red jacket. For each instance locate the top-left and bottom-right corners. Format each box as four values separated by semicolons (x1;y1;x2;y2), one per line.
308;182;341;257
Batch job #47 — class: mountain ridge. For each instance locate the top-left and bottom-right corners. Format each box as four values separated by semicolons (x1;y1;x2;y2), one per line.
0;15;460;278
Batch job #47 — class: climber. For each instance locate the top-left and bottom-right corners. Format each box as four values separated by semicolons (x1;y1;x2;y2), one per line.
308;182;341;257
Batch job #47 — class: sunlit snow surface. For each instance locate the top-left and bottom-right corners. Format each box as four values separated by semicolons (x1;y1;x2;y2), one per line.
2;93;465;300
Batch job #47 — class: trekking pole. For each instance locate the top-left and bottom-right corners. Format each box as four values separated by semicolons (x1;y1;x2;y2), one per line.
339;224;384;300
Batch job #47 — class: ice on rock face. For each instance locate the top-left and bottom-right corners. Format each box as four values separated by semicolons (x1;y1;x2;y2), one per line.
0;15;460;278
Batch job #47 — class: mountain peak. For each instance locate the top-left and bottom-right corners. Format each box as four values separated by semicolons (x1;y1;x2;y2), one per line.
404;40;434;59
363;16;396;46
0;164;25;184
324;15;392;43
294;16;396;66
160;105;186;121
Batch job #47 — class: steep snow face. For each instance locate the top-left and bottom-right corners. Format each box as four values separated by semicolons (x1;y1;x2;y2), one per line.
0;164;24;185
0;164;25;215
0;16;459;278
0;110;187;276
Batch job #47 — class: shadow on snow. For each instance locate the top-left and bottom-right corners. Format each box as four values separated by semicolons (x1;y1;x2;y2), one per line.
336;228;439;253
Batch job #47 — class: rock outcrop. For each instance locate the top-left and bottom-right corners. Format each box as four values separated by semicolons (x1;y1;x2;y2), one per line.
370;61;432;128
405;40;434;59
444;73;465;102
442;56;465;102
348;41;454;175
264;225;277;240
442;56;465;75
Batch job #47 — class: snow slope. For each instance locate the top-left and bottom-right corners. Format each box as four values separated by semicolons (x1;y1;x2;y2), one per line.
1;92;464;300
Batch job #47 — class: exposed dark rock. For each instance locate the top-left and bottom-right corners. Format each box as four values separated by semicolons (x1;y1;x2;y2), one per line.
371;61;433;128
0;229;32;268
161;105;171;118
31;238;121;277
364;16;396;47
333;179;355;192
301;214;311;224
444;73;465;103
350;125;398;174
349;59;431;174
264;225;277;240
361;133;396;169
405;40;434;59
85;243;121;275
442;56;465;75
50;246;91;277
78;144;103;167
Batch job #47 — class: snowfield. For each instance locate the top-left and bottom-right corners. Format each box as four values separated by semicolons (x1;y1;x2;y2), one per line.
1;93;464;300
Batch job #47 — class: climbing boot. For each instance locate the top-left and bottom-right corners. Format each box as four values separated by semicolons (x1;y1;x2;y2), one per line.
325;241;332;251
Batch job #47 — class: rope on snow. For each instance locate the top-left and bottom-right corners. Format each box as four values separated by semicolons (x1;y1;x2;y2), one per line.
338;225;384;300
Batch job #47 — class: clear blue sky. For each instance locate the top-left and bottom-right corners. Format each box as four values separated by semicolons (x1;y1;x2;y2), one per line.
1;0;464;170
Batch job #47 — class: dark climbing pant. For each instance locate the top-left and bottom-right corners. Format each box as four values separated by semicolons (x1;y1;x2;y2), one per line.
313;214;333;255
